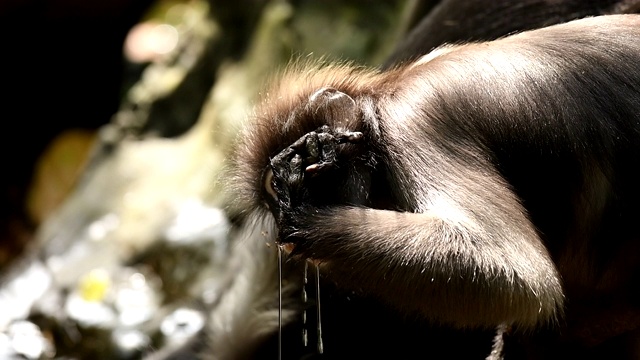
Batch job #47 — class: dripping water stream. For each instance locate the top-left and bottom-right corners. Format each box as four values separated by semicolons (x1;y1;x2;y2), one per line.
315;263;324;354
278;249;325;358
277;245;283;360
302;261;308;348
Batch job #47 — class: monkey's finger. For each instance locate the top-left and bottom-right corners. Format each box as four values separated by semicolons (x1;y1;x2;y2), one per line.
317;124;332;134
337;131;364;144
304;132;321;164
288;154;304;186
290;131;316;152
270;146;297;169
305;163;320;173
305;161;335;176
317;133;338;164
304;162;333;176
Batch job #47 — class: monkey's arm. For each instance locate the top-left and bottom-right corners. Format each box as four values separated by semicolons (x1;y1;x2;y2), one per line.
267;129;564;329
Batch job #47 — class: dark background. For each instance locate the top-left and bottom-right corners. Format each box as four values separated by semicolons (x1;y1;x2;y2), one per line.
0;0;155;266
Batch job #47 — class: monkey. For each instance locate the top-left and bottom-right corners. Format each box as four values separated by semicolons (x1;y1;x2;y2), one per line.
383;0;640;68
227;14;640;359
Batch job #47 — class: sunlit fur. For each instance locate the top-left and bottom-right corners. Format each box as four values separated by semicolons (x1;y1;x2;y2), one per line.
227;14;640;357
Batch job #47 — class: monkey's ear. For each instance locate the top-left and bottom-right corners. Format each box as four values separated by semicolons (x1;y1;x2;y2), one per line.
307;87;357;127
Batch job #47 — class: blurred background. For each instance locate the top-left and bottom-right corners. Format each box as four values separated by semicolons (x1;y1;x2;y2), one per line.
0;0;417;358
0;0;416;267
1;0;153;269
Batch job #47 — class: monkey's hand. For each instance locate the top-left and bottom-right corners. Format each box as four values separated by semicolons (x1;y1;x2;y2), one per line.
301;125;364;176
267;125;363;247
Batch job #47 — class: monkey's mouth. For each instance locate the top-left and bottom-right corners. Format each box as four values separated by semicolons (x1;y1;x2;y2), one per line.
280;242;296;254
279;242;325;268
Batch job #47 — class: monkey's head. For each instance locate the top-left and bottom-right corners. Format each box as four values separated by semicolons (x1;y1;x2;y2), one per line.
255;88;378;225
262;122;372;214
229;62;386;224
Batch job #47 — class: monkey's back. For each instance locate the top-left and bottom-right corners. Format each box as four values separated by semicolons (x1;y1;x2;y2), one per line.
395;14;640;351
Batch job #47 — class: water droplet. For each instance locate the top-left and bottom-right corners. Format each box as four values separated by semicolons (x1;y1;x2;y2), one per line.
277;245;283;360
302;261;308;348
315;263;323;354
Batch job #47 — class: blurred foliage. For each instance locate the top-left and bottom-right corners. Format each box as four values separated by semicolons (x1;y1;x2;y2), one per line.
27;130;97;225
